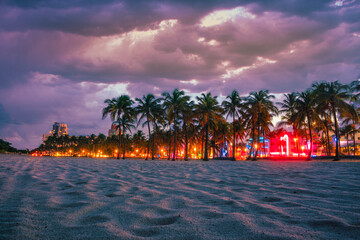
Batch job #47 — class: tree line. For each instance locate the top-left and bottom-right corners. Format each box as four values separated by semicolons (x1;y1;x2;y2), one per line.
0;138;28;154
37;80;360;161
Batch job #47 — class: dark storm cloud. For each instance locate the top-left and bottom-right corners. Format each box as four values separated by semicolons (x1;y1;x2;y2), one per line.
0;0;359;148
0;104;14;129
0;0;343;36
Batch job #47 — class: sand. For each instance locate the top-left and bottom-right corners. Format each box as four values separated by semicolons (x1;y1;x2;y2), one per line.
0;155;359;240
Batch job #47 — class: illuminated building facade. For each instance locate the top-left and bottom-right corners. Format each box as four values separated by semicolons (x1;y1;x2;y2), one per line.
268;132;309;157
52;122;68;137
108;122;120;137
42;122;68;143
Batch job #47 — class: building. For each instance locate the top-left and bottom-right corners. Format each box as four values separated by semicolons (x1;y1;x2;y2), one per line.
42;122;68;143
52;122;68;136
108;122;120;137
42;133;52;143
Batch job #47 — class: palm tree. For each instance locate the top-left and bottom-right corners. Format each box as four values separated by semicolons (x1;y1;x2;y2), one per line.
294;90;317;160
245;90;278;159
102;95;134;159
312;81;355;160
181;101;194;160
222;90;242;160
340;124;353;155
119;113;136;159
195;93;223;161
136;94;163;160
278;92;300;155
233;119;247;158
162;89;190;160
132;130;147;155
213;118;231;158
341;109;359;156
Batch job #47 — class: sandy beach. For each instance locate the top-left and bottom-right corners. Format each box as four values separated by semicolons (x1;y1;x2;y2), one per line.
0;155;359;239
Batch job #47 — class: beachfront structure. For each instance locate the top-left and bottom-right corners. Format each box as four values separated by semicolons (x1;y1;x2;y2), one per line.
52;122;68;137
42;122;68;143
108;122;120;137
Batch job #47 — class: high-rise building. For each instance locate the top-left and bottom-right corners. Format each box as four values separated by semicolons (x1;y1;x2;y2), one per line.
52;122;68;136
108;122;120;137
43;122;68;143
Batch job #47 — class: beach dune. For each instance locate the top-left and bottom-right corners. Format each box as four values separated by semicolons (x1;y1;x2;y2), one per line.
0;155;359;239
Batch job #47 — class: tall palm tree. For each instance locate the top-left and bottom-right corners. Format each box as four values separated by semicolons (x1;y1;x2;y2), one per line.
132;130;147;155
195;93;223;161
181;101;194;160
294;90;317;160
341;109;359;156
213;118;231;158
278;92;300;154
340;124;353;155
222;90;242;160
135;94;163;160
119;112;136;159
312;81;355;160
102;95;134;159
162;89;190;160
245;90;278;159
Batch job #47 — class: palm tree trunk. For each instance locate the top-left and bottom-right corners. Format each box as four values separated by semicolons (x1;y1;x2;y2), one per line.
353;127;356;156
204;123;209;161
248;125;255;160
122;136;126;159
262;129;265;157
294;126;299;156
307;113;313;161
167;139;171;160
254;115;260;160
332;104;340;161
347;133;349;155
212;140;216;159
146;120;151;160
152;130;155;160
326;123;330;156
232;116;236;161
201;132;204;158
117;118;121;159
184;124;189;161
172;128;177;161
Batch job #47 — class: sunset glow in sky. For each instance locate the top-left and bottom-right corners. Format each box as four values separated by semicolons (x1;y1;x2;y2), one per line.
0;0;359;149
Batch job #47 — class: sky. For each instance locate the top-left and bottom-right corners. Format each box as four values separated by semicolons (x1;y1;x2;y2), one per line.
0;0;359;149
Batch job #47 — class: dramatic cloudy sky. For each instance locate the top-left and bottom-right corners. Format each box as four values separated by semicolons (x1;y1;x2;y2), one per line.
0;0;359;149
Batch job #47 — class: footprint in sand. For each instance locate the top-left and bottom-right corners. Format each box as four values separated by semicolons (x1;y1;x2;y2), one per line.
145;214;181;226
132;226;159;237
105;193;118;198
199;210;224;219
81;215;110;224
61;202;87;208
261;196;282;203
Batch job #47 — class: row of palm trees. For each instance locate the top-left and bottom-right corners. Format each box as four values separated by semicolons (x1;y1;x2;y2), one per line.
100;80;360;161
37;132;148;157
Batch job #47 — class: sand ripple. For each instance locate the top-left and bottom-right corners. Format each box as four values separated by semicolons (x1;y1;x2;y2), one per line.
0;155;359;239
